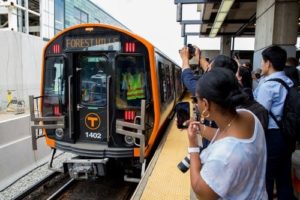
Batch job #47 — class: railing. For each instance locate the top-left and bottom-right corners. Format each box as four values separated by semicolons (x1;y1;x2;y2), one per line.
29;95;65;150
115;100;146;164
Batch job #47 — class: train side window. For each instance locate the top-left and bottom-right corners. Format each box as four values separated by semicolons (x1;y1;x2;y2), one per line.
158;62;172;104
175;68;182;99
44;57;65;102
115;55;147;109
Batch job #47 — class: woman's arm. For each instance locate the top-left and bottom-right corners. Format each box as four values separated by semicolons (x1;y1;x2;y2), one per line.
188;121;219;200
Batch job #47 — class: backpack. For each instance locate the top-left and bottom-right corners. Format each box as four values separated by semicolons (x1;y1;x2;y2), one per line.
267;78;300;143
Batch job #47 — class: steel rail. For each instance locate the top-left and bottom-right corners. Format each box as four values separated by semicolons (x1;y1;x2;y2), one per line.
12;172;60;200
46;178;75;200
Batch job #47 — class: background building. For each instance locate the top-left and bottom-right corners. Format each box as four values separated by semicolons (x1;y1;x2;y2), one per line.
0;0;127;110
0;0;127;190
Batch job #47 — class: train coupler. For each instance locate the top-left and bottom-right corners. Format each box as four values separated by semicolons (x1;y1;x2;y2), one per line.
64;158;109;179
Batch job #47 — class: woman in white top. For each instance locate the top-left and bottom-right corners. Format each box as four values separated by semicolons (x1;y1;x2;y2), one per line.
187;67;268;200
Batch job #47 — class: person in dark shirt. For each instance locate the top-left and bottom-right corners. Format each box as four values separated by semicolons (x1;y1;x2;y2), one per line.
237;66;269;131
284;57;299;86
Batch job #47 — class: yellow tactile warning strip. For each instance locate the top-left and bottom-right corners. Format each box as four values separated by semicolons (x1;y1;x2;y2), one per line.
140;98;192;200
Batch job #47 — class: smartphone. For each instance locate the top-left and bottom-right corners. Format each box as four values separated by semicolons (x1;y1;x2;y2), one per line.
176;102;190;129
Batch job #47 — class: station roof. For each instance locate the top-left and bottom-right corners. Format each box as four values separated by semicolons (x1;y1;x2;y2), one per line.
175;0;300;38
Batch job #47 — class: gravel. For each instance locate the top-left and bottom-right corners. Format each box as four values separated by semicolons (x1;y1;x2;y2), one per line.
0;152;75;200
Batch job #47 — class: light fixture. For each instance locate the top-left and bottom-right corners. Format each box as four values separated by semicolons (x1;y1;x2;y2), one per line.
209;0;235;38
213;22;223;29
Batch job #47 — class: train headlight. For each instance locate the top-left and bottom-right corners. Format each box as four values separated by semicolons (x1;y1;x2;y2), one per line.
124;135;134;145
55;128;64;139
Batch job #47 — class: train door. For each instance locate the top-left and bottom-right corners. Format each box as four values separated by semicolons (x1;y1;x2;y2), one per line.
74;54;111;143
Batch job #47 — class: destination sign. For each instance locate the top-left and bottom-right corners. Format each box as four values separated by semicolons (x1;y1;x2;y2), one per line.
64;35;121;51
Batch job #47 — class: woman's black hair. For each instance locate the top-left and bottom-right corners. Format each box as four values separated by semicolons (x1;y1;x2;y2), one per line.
210;55;238;74
196;67;247;111
238;66;253;89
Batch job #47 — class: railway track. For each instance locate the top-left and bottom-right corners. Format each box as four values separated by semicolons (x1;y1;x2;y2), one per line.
12;171;137;200
56;177;136;200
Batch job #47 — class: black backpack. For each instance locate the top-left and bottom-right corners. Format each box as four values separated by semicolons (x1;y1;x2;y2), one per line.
267;78;300;143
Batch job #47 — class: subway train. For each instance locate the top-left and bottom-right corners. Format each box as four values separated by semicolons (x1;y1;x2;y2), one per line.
29;23;185;181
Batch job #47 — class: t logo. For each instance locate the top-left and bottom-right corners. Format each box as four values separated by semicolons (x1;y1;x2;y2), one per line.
85;113;101;130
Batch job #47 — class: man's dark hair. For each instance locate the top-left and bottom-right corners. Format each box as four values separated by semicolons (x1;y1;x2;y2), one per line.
211;55;238;74
262;45;287;71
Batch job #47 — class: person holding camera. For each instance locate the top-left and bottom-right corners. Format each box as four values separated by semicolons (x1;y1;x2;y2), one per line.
179;46;240;144
187;67;267;199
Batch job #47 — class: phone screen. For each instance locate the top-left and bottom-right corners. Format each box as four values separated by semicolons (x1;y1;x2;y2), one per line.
176;102;190;129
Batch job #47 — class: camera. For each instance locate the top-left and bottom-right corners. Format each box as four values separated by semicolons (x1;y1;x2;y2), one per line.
255;73;261;79
177;146;203;173
177;155;191;173
187;44;195;60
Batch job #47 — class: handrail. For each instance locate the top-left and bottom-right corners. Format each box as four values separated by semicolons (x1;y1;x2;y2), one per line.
29;95;65;150
116;100;146;163
68;75;73;139
106;76;111;142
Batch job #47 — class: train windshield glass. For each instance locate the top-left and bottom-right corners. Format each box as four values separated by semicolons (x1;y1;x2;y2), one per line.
79;55;108;107
115;55;146;109
44;57;65;104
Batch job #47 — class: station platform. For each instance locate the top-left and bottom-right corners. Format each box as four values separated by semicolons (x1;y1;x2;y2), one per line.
132;96;195;200
0;110;51;191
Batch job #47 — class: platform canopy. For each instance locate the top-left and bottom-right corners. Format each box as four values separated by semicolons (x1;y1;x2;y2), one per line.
175;0;300;38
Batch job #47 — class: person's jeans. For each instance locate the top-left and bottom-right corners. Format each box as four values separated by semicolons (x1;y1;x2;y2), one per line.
265;129;295;200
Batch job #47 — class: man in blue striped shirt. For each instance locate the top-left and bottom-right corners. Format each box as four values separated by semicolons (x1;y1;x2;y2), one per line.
253;46;294;200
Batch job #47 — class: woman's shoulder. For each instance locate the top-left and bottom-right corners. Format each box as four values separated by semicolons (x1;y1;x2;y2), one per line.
236;108;262;132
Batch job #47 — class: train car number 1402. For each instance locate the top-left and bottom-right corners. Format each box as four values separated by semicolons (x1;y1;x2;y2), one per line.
85;132;102;139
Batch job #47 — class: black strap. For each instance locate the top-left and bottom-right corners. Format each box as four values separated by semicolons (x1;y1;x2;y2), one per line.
265;78;290;129
267;78;290;91
269;112;281;129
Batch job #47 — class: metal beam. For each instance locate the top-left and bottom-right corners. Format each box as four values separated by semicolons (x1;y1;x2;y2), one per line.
185;32;255;36
181;24;186;37
186;32;200;36
180;19;250;24
176;3;182;22
175;0;218;4
180;20;203;24
235;13;256;36
174;0;256;4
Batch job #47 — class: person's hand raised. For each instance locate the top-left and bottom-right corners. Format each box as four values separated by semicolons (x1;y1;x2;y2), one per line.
187;120;202;147
179;46;189;67
194;45;201;62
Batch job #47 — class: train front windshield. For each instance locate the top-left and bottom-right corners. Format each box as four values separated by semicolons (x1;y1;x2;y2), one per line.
115;55;146;109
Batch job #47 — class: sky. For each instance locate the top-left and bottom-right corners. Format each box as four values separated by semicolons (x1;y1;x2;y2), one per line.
90;1;270;65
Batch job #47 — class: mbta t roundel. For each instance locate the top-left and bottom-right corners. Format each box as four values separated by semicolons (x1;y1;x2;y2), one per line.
85;113;101;130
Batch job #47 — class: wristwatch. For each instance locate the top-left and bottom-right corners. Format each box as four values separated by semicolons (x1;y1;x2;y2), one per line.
188;147;200;154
